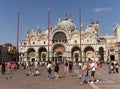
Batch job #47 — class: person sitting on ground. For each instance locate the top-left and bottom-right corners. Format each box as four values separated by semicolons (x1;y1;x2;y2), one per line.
26;69;33;76
33;69;40;76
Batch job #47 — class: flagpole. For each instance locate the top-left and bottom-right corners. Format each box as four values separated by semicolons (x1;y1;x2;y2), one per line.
79;10;82;62
16;9;20;62
48;8;50;61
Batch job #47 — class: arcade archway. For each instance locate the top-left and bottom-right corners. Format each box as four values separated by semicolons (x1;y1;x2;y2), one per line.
84;46;95;61
27;48;35;62
38;47;47;61
52;44;66;62
71;46;80;62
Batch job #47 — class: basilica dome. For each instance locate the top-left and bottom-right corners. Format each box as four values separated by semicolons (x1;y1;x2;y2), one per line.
57;18;76;32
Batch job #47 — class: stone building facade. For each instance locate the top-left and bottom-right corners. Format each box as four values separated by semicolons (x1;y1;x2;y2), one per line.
19;17;120;63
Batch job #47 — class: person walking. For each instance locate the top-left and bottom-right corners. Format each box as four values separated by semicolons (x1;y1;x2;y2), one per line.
6;62;11;72
115;63;119;73
110;62;115;74
1;61;6;75
80;62;89;84
64;60;69;73
90;60;99;83
54;61;59;79
68;61;73;76
47;61;52;80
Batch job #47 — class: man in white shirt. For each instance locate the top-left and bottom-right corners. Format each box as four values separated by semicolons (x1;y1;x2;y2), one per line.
34;61;38;69
47;61;52;80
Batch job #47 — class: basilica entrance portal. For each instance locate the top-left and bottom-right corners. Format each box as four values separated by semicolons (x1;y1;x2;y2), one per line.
52;44;66;62
55;51;63;62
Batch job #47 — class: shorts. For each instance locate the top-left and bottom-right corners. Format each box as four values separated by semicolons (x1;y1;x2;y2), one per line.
91;71;95;77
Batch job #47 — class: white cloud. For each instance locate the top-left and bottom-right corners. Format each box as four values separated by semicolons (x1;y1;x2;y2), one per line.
94;7;112;12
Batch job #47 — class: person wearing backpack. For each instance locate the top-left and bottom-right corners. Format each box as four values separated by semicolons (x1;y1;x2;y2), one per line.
47;61;52;80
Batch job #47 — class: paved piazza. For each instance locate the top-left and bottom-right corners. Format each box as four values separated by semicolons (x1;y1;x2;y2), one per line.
0;64;120;89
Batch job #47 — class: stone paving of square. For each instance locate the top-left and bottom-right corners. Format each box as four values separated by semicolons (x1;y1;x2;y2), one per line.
0;65;93;89
0;64;120;89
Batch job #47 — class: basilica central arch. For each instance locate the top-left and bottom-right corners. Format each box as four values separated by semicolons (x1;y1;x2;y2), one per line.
52;44;66;62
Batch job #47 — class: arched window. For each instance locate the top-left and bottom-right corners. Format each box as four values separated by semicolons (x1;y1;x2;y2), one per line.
75;40;77;43
53;32;67;43
44;41;46;44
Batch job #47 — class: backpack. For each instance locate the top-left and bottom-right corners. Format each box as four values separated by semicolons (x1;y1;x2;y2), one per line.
65;62;68;66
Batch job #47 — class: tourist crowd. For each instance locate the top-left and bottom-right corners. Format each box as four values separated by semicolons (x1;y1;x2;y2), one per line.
0;59;120;85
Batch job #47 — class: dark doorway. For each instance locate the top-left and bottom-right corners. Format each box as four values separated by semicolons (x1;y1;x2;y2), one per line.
58;56;62;62
75;58;78;62
32;58;35;62
75;53;79;62
99;47;104;62
110;55;115;61
39;47;47;61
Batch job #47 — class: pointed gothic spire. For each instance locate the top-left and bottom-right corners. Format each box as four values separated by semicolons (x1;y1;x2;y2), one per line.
32;27;34;34
26;27;30;37
37;25;41;35
64;10;69;20
58;17;61;23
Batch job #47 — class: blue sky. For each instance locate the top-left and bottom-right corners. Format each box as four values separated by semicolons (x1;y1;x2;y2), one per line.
0;0;120;46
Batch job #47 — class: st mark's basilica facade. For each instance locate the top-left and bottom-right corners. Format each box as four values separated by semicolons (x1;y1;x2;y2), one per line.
19;16;120;63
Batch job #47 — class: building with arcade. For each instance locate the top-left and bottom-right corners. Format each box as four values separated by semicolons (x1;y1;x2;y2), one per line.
19;16;120;63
